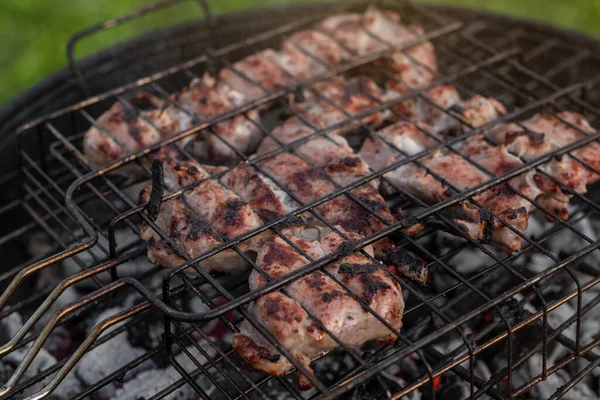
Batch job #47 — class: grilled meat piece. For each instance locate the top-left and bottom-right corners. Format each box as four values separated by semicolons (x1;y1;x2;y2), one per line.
416;84;462;134
359;122;537;253
256;128;429;281
457;135;543;251
311;76;388;128
460;95;506;129
175;74;261;163
139;188;230;273
426;93;507;138
491;112;599;220
219;49;295;100
360;121;436;169
250;75;388;156
220;165;299;223
385;83;462;135
319;7;441;132
257;120;394;233
258;150;393;240
384;88;505;140
84;74;261;169
279;76;389;137
279;30;351;79
233;226;404;389
219;31;349;100
83;93;192;171
359;121;437;197
320;7;437;88
139;158;266;274
256;118;354;159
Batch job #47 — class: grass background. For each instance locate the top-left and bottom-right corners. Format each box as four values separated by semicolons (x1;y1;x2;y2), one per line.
1;0;599;105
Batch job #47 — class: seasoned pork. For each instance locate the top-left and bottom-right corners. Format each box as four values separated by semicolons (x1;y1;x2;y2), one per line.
426;94;507;138
457;135;542;251
359;122;538;253
220;165;299;223
459;95;506;129
279;30;351;79
359;121;436;168
257;127;431;281
233;226;403;389
320;7;437;88
416;84;463;134
385;83;462;135
258;150;393;240
281;76;389;137
490;112;600;220
84;74;262;169
219;49;295;100
83;93;192;170
175;74;261;163
359;120;437;197
139;158;266;274
257;121;393;236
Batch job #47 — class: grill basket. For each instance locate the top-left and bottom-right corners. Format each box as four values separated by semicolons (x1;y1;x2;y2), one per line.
2;1;600;399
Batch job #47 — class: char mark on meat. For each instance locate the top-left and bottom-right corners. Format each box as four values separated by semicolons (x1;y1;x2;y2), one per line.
233;226;404;389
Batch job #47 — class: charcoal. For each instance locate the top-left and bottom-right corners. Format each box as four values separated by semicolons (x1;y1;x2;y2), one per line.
111;342;216;400
75;307;155;399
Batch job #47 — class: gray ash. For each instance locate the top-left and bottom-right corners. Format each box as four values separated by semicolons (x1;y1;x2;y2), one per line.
12;197;600;400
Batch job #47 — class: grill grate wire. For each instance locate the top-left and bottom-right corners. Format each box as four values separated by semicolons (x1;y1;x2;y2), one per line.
0;1;600;399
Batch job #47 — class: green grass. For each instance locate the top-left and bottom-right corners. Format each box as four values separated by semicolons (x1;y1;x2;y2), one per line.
1;0;598;105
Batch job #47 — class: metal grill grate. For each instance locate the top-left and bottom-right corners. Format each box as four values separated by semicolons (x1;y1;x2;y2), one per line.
2;1;600;399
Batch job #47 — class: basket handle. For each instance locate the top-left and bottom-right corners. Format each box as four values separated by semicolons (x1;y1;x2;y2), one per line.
66;0;214;96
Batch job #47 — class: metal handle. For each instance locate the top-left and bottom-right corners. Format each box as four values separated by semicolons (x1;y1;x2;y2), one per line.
66;0;212;96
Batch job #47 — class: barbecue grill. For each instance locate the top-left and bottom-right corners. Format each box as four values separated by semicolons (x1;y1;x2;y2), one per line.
1;0;600;399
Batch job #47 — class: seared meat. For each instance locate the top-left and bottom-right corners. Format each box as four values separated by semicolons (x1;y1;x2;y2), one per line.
359;121;437;196
257;117;394;233
311;76;388;127
279;30;351;79
318;7;442;133
320;7;437;88
83;93;192;170
460;95;506;129
490;112;599;220
220;165;299;223
84;74;262;168
219;30;349;100
416;84;462;134
256;128;429;280
220;30;349;100
281;76;389;137
258;133;353;170
139;158;266;274
233;226;403;389
139;188;230;274
258;150;393;240
219;49;295;100
385;83;462;135
427;94;506;138
384;88;507;140
359;122;537;253
251;75;388;156
175;74;261;163
359;121;436;171
457;135;542;252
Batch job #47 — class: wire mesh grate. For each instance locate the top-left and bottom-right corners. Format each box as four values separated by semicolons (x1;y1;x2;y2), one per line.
1;1;600;399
